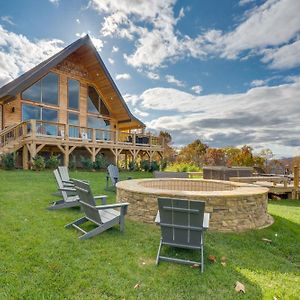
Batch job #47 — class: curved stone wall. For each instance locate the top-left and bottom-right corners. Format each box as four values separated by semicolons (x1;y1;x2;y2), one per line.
116;178;273;232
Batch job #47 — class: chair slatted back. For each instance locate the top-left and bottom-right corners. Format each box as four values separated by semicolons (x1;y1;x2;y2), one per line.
107;164;119;186
154;171;189;178
73;179;102;225
53;169;70;202
158;198;205;248
58;166;70;182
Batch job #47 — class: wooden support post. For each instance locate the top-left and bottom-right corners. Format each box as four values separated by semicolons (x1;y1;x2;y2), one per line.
92;129;96;143
92;147;96;162
293;165;299;199
22;145;28;170
64;146;69;167
125;152;128;170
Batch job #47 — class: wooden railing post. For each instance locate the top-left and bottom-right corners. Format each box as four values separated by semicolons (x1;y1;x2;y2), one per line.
30;119;36;139
293;165;299;199
92;128;96;143
115;130;119;144
133;133;136;146
149;133;152;147
65;124;69;142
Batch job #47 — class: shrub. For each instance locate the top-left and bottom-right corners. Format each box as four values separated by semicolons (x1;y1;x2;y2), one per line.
45;155;60;169
140;160;150;172
32;155;46;171
1;153;15;170
80;156;94;170
69;156;76;171
160;159;168;171
94;154;109;170
166;162;201;172
128;160;138;171
150;160;160;172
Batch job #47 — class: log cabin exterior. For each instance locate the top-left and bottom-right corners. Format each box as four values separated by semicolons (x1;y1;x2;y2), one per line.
0;35;164;169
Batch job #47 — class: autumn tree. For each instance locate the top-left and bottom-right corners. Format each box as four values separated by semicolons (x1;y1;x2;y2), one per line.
159;131;176;164
177;139;208;166
204;148;226;166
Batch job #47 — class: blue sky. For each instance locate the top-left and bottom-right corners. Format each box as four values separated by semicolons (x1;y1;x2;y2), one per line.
0;0;300;157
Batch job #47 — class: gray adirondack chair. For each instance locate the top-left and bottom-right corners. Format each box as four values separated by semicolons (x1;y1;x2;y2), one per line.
156;197;209;273
66;179;129;240
106;164;131;190
58;166;89;186
48;169;80;210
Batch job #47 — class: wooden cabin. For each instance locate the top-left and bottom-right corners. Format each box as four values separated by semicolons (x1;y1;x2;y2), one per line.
0;35;164;169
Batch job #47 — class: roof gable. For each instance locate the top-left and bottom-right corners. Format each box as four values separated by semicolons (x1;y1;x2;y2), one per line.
0;35;144;128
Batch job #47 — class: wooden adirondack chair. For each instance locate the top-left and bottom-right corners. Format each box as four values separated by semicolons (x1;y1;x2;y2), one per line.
106;164;131;190
58;166;89;186
156;197;209;273
66;179;129;240
48;169;80;210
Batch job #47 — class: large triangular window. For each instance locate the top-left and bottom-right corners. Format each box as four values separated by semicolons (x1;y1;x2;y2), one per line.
87;86;110;116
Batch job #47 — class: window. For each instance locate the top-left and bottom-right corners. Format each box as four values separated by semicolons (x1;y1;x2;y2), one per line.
22;72;59;105
22;104;58;136
22;104;41;120
87;86;110;116
87;116;110;140
68;79;79;110
68;112;79;138
42;73;59;105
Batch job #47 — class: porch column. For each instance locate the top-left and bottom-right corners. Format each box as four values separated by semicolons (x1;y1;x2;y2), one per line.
22;145;29;170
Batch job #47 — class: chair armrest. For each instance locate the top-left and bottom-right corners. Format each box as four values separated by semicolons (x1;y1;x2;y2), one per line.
62;179;74;185
70;178;89;183
95;203;129;210
94;195;107;205
59;187;76;192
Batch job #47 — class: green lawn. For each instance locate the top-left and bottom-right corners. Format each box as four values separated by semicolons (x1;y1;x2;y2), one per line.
0;170;299;300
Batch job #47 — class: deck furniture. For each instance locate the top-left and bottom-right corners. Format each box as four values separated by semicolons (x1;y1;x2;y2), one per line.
106;164;131;190
153;171;189;178
48;169;80;210
229;176;288;188
58;166;88;186
66;179;129;240
155;197;209;273
203;166;253;181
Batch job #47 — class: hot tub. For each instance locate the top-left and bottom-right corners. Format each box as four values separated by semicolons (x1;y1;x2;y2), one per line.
116;178;273;232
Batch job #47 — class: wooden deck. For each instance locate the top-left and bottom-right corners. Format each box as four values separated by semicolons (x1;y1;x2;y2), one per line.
0;119;165;169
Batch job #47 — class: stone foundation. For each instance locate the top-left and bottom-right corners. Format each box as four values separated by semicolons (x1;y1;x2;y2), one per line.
116;178;273;232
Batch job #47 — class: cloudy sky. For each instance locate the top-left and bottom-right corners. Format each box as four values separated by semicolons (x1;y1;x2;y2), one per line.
0;0;300;157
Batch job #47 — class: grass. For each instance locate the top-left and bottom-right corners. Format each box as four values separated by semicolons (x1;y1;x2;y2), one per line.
0;170;299;299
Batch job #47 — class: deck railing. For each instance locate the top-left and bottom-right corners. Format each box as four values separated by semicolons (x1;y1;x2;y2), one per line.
0;119;164;149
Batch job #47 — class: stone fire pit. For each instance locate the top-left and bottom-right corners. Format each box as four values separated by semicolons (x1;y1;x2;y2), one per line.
116;178;273;232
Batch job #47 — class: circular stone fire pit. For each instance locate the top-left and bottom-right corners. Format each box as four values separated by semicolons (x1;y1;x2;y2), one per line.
116;178;273;232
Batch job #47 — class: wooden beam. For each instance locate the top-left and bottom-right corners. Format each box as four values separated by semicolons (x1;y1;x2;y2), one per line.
36;144;46;154
22;145;28;170
84;146;93;155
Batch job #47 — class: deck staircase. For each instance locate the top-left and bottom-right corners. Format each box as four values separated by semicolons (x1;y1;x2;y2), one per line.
0;122;27;156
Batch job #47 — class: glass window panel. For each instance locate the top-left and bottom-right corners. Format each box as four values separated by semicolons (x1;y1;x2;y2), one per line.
87;86;99;113
68;112;79;138
42;72;58;105
68;79;79;110
22;81;41;102
22;104;41;121
41;108;58;136
100;99;110;116
87;116;111;140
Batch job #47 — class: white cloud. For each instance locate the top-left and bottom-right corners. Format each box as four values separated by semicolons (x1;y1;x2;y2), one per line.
239;0;255;6
134;80;300;156
112;46;119;52
115;73;131;80
165;74;184;87
123;93;140;105
108;58;114;64
147;72;160;80
1;16;15;26
133;108;149;117
90;0;300;70
76;19;80;24
260;38;300;70
0;25;64;86
250;79;266;87
49;0;59;6
75;32;104;52
191;85;203;94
